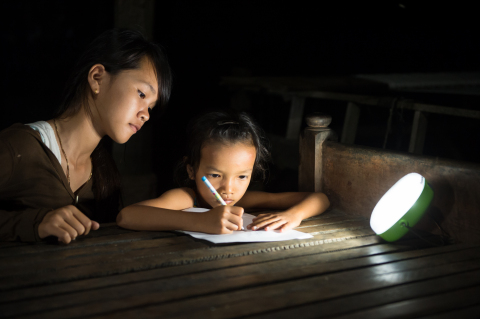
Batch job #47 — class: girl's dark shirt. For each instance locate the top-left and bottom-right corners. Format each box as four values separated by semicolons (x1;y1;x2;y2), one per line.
0;124;96;242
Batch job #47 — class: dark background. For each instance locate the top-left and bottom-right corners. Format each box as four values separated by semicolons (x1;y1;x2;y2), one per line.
1;1;479;196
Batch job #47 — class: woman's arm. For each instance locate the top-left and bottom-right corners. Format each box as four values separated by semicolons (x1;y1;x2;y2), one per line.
237;191;330;231
116;188;244;234
0;136;98;243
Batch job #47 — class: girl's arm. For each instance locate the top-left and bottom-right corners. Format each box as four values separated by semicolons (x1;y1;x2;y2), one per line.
237;191;330;232
116;188;244;234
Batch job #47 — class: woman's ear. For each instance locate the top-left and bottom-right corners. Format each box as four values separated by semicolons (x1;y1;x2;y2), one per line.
87;64;107;95
186;164;195;180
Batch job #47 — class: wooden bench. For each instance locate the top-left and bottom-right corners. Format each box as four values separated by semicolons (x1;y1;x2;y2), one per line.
299;112;480;244
0;116;479;318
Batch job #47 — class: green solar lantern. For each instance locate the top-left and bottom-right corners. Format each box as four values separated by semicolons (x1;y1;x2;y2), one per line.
370;173;434;242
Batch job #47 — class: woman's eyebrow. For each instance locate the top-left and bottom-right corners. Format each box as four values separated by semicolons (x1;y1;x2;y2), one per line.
139;80;156;95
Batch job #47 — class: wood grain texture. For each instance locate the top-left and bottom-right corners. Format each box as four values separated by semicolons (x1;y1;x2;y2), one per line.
321;141;480;243
1;214;479;318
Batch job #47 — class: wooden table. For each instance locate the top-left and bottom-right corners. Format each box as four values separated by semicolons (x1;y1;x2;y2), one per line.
1;210;479;318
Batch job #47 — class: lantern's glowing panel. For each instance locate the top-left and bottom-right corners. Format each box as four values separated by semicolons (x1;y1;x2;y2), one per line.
370;173;433;242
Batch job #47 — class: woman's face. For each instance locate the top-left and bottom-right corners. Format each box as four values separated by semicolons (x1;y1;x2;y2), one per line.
94;57;158;144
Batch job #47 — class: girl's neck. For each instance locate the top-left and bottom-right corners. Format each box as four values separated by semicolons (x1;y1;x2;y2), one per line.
49;108;102;165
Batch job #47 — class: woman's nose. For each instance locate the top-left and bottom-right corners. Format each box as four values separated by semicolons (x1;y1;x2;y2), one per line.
139;108;150;122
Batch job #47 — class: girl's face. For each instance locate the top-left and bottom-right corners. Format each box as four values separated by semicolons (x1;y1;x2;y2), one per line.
188;141;256;208
93;57;158;144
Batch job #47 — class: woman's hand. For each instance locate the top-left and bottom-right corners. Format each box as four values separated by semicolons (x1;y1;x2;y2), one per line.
38;205;100;244
199;206;244;234
247;211;303;232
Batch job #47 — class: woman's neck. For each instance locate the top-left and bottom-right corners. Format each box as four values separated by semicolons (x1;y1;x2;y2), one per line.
48;108;102;166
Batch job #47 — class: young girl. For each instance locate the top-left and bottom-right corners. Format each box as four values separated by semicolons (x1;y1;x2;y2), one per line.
0;29;172;243
117;111;330;234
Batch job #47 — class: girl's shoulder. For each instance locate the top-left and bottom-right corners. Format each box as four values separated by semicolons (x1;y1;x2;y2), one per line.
138;187;196;210
166;187;196;199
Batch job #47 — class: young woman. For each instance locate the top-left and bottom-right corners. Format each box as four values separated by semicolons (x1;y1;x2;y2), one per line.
0;29;172;243
117;111;330;234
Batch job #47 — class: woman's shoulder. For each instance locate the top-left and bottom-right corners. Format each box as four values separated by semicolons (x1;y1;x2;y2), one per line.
0;123;42;146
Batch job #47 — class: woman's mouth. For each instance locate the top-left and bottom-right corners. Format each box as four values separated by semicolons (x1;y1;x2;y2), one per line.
130;124;139;133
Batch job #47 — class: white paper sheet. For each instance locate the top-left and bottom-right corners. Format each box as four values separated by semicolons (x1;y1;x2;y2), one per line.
180;207;313;244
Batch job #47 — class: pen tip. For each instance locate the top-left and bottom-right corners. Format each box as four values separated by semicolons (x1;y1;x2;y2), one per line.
201;176;206;181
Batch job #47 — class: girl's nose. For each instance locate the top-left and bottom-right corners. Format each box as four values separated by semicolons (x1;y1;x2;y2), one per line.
220;178;234;194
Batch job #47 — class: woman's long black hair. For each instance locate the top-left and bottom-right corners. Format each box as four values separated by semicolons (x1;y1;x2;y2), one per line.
54;28;172;222
174;110;271;189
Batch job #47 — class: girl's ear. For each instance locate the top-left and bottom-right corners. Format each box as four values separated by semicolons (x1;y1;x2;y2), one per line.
186;164;195;180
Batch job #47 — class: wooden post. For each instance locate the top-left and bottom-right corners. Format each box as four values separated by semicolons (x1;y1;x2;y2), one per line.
286;96;306;140
340;102;360;144
409;110;428;154
299;113;336;192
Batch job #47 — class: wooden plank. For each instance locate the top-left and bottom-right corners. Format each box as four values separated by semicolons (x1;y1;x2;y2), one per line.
7;244;480;318
0;236;201;273
301;219;371;234
254;268;480;318
0;235;385;291
0;237;399;304
0;240;208;288
409;110;427;154
419;304;480;319
296;215;367;229
0;231;175;258
121;248;480;319
0;243;417;318
331;285;480;319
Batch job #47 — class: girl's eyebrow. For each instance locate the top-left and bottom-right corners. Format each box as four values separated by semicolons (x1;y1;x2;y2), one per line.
139;80;156;95
205;166;253;174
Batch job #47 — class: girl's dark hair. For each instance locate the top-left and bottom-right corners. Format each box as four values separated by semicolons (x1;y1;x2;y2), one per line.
54;28;172;221
175;111;271;188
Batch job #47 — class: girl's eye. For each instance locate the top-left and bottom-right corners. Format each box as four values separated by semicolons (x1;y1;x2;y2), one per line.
239;175;248;180
138;90;146;99
209;174;221;178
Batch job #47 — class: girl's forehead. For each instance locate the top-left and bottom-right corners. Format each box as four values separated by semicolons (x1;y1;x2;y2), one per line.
200;141;256;164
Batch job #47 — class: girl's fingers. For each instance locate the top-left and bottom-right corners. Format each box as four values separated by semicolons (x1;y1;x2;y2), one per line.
224;220;241;232
250;217;282;230
251;215;279;224
57;222;79;243
70;207;94;235
46;225;72;244
278;223;294;232
264;220;288;231
227;214;243;230
91;221;100;231
64;213;88;236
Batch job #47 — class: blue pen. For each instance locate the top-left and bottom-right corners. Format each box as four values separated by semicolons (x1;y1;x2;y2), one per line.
201;176;227;205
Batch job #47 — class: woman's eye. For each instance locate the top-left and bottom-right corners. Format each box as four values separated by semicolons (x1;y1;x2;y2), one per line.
138;90;146;99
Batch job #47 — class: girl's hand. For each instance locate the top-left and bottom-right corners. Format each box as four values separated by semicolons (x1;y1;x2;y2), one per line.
247;211;303;232
38;205;100;244
200;206;244;234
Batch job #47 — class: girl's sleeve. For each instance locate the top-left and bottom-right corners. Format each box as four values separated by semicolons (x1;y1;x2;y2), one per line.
0;138;51;242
